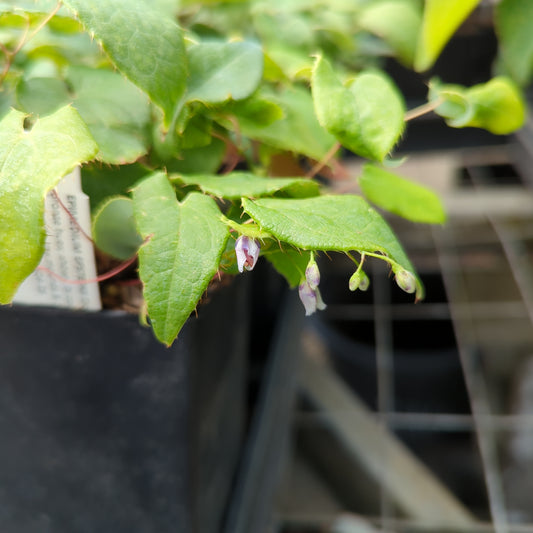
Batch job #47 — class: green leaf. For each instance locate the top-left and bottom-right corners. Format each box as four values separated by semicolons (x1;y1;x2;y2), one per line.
220;95;285;127
171;171;320;199
359;164;446;224
17;67;151;163
81;162;149;212
67;66;151;163
132;173;229;345
415;0;481;71
166;139;226;175
429;77;526;135
263;245;309;288
0;105;98;303
92;196;143;260
496;0;533;86
186;40;264;103
242;195;422;297
311;55;405;161
230;86;337;161
358;0;422;67
263;45;313;81
62;0;188;128
17;77;71;116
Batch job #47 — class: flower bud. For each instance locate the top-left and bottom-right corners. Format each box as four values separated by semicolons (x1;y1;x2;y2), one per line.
235;235;260;273
395;268;416;294
349;269;369;292
305;255;320;290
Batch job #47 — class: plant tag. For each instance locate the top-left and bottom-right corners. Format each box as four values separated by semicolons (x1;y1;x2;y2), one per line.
13;168;102;311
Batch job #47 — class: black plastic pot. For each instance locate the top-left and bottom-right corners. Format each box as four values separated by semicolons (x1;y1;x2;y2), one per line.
0;277;249;533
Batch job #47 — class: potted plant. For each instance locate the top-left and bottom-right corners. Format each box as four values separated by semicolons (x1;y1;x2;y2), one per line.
0;0;528;343
0;0;529;530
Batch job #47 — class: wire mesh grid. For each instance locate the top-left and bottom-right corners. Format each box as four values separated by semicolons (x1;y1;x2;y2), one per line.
278;140;533;533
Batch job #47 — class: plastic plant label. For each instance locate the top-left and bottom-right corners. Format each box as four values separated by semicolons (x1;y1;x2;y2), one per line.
13;168;102;311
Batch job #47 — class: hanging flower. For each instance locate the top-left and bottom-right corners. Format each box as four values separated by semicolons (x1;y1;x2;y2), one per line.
349;269;370;292
298;254;327;316
235;235;260;273
394;267;416;294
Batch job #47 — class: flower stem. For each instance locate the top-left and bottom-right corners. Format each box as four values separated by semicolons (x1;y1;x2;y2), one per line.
404;97;444;122
306;142;341;178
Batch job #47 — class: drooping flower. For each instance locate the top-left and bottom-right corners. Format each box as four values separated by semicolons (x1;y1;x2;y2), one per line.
299;280;327;316
298;254;326;316
235;235;260;273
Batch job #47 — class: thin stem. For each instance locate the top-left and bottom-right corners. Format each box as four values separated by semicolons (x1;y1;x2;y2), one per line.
23;1;61;49
0;1;61;85
37;253;138;285
306;142;341;178
51;189;95;244
404;97;444;122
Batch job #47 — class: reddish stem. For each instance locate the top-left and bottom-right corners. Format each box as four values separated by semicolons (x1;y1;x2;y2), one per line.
51;189;95;244
37;254;138;285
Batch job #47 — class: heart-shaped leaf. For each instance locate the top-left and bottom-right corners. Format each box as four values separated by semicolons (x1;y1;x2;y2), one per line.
132;173;229;345
63;0;188;128
312;55;405;161
0;106;98;303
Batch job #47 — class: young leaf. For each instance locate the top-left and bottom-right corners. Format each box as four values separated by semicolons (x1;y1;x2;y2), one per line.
495;0;533;86
186;41;264;103
242;195;423;297
359;164;446;224
92;196;143;260
0;106;98;303
311;55;405;161
415;0;481;71
132;173;229;345
429;77;526;135
62;0;188;128
171;171;320;199
358;0;422;67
